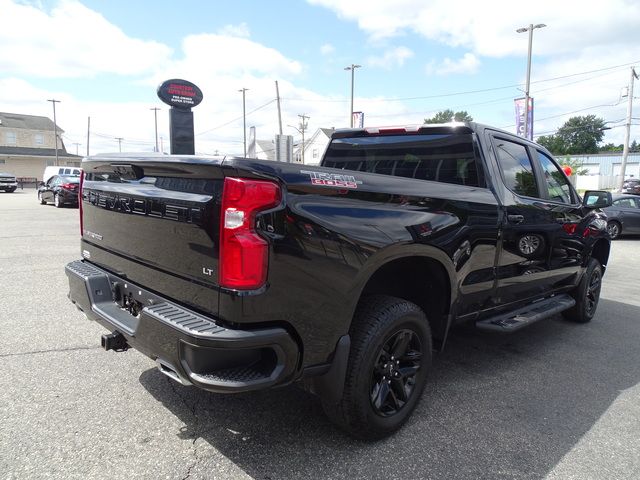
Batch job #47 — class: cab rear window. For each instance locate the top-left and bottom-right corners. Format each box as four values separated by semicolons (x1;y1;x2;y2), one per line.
322;133;482;187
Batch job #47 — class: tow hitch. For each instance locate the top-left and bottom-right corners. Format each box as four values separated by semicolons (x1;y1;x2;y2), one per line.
101;331;129;352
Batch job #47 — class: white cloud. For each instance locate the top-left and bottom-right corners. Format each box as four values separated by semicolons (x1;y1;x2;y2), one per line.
367;46;414;69
307;0;640;57
217;23;251;38
320;43;335;55
426;53;480;76
0;0;171;78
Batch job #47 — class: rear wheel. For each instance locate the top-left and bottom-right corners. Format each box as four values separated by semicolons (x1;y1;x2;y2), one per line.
606;221;621;240
54;193;63;208
563;258;603;323
322;295;432;440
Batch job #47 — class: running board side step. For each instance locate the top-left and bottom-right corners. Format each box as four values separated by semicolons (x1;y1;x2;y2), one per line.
475;294;575;332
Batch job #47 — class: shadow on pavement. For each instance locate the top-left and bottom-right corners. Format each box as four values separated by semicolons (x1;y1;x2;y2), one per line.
139;298;640;479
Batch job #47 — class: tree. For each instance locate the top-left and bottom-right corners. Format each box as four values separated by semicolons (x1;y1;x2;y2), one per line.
537;115;606;155
558;156;589;176
631;140;639;153
537;134;566;154
424;109;473;124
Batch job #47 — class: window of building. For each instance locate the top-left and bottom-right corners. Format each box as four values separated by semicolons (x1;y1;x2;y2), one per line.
0;159;5;164
35;133;44;145
5;131;16;145
313;148;319;159
46;160;55;167
494;139;538;197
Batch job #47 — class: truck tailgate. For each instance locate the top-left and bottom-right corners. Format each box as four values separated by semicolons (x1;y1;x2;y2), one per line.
80;156;225;315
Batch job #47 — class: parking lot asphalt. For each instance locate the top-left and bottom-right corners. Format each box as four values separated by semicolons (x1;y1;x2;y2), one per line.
1;189;639;480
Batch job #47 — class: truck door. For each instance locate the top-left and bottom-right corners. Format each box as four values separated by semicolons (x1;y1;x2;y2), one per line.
488;134;584;306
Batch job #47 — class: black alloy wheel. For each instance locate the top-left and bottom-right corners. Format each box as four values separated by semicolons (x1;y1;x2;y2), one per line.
38;191;46;205
54;193;62;208
563;257;603;323
585;266;602;317
370;329;422;417
322;295;432;440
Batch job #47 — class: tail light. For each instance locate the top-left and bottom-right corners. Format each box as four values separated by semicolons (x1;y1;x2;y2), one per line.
79;171;84;236
61;182;76;190
219;177;281;290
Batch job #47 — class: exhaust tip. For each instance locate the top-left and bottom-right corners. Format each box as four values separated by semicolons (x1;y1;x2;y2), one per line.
101;331;129;352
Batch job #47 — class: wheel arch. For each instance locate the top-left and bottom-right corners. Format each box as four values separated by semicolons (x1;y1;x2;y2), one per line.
350;248;456;346
590;238;611;273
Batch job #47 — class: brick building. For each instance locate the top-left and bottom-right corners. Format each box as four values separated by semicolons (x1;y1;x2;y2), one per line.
0;112;81;181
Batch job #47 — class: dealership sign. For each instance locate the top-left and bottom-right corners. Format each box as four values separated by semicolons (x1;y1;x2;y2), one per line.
514;97;534;140
157;79;203;109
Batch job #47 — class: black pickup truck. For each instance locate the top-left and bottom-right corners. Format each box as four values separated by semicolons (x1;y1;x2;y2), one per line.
65;123;612;439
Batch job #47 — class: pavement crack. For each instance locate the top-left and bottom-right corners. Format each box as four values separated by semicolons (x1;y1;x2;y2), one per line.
0;345;102;358
167;378;205;480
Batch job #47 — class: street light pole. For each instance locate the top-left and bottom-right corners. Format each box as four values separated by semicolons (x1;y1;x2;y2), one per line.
516;23;546;140
239;88;249;157
47;99;61;166
116;137;123;152
150;107;160;152
344;64;362;127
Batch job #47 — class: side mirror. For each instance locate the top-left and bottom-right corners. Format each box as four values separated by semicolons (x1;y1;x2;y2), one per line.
38;182;45;187
582;190;612;209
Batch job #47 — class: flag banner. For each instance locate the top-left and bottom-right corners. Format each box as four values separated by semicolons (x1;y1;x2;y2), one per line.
352;111;364;128
514;98;534;140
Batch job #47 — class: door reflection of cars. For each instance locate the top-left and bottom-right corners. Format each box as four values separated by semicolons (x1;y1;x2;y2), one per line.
603;194;640;239
37;175;80;208
621;178;640;195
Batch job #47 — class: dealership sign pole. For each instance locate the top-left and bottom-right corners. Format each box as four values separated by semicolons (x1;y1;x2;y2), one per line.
157;79;203;155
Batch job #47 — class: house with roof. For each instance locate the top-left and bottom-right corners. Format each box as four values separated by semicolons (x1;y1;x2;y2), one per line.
0;112;81;181
297;127;335;165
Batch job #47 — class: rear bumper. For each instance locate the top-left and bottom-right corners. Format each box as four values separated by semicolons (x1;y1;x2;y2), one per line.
65;260;299;393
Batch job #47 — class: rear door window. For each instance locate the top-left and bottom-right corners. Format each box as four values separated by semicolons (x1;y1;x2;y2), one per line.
323;133;482;187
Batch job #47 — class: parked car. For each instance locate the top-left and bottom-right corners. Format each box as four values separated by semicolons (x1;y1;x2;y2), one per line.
0;172;18;192
42;166;81;184
603;194;640;239
38;175;80;207
621;178;640;195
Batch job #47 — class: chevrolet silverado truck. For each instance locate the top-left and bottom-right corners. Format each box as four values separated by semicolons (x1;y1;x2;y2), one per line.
65;123;612;439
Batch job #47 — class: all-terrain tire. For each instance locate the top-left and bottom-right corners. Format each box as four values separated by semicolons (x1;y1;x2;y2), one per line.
322;295;432;440
563;258;603;323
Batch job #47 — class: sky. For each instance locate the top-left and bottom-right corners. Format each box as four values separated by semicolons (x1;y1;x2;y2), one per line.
0;0;639;156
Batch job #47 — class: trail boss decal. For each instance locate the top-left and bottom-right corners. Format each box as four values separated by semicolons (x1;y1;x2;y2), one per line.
301;170;362;189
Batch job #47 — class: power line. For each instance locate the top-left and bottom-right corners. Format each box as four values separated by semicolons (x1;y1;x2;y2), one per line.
282;60;639;104
195;99;276;136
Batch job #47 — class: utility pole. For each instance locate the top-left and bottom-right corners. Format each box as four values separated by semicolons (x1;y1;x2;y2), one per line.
238;88;248;157
73;142;80;155
298;114;309;163
344;64;362;127
160;136;164;154
150;107;160;152
619;66;639;190
516;23;546;140
116;137;123;152
86;116;90;156
275;81;283;135
47;99;61;166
